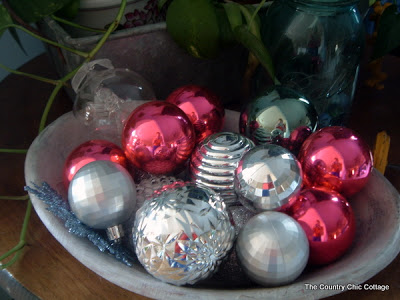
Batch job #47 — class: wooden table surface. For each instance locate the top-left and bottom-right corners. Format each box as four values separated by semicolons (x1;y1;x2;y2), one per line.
0;54;399;300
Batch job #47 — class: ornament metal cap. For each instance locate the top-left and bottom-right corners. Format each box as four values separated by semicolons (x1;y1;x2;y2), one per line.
106;224;125;243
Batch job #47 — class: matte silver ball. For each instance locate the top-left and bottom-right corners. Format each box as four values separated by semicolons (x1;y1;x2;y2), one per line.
133;183;235;286
68;160;136;229
236;211;309;286
239;85;317;145
190;132;254;206
235;144;302;212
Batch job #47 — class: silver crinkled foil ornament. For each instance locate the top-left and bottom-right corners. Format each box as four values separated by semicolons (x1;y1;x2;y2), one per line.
235;144;302;212
190;132;255;206
68;160;137;242
239;85;317;145
133;182;235;286
236;211;309;286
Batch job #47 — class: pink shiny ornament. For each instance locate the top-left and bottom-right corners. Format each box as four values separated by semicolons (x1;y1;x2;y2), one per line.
298;126;373;197
63;140;127;188
286;187;356;265
122;101;195;175
166;85;225;143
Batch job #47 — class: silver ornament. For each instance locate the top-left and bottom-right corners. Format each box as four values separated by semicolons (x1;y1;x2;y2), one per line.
240;85;317;145
190;132;255;206
133;183;235;286
235;144;302;212
236;211;309;286
68;160;136;241
124;175;184;250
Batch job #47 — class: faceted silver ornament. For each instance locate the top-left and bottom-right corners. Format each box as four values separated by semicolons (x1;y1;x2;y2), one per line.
133;182;235;286
236;211;309;286
68;160;136;240
239;85;317;145
235;144;302;212
190;132;255;206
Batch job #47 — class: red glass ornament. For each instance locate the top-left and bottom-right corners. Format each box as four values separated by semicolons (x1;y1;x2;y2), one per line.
63;140;127;188
166;85;225;143
122;101;195;175
298;126;373;197
287;187;356;265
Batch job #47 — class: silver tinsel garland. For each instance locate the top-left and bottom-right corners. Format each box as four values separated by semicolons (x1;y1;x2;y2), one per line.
24;182;135;267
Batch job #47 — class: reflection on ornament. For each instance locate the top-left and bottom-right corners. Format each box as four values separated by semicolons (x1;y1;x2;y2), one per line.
235;144;303;212
240;85;317;145
166;85;225;143
68;160;136;242
72;59;156;136
190;132;254;206
133;183;234;286
236;211;309;286
287;187;356;265
63;140;127;189
122;101;196;175
298;126;373;196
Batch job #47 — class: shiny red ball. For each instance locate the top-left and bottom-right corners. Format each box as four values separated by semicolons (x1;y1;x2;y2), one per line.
122;101;195;175
287;187;356;265
298;126;373;197
63;140;127;189
166;85;225;143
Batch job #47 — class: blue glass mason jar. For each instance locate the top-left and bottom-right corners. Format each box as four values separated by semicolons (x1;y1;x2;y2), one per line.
259;0;364;126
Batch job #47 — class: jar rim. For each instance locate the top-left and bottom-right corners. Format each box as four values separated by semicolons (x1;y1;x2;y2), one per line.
291;0;359;6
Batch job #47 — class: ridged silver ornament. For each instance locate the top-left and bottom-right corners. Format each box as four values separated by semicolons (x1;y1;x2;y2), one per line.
236;211;309;286
190;132;255;206
235;144;302;212
133;182;235;286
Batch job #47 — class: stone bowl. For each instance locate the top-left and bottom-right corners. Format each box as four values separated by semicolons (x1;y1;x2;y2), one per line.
25;101;400;299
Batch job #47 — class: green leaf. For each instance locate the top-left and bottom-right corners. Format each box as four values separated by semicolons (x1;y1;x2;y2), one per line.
55;0;80;20
158;0;169;10
166;0;220;59
222;2;243;31
215;7;236;46
372;5;400;60
7;0;72;23
9;27;27;55
234;24;276;82
0;4;13;37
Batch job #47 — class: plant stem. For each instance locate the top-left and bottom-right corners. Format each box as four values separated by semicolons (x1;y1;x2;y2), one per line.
0;63;60;85
248;0;266;30
0;148;28;154
0;0;128;269
51;15;107;34
0;24;89;58
0;195;29;200
0;200;31;269
85;0;127;61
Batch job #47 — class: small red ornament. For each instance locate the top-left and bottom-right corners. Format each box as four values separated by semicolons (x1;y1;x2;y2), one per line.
166;85;225;143
63;140;127;188
122;101;195;175
298;126;373;197
286;187;356;265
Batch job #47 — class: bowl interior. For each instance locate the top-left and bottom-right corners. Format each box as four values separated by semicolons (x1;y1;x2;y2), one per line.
24;104;400;299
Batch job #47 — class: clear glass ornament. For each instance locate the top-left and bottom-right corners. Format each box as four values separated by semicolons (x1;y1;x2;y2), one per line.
72;59;156;138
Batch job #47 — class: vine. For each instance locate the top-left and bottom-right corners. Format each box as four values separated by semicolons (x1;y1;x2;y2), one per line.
0;0;128;269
